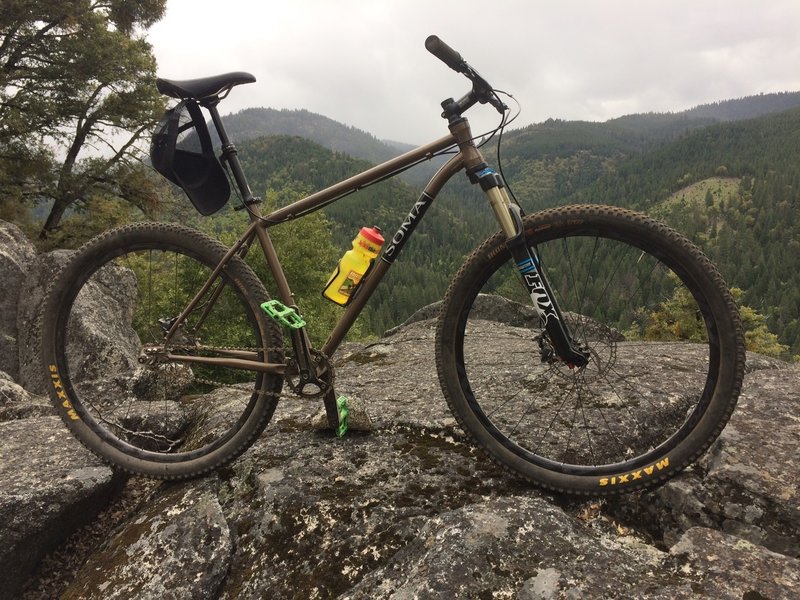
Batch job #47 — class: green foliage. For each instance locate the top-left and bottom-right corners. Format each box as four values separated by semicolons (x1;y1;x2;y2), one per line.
644;284;791;359
37;196;140;252
123;248;261;386
736;293;792;359
201;195;358;346
643;284;708;343
233;135;494;336
0;0;167;238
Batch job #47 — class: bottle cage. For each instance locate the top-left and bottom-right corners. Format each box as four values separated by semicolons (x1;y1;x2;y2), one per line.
150;99;230;215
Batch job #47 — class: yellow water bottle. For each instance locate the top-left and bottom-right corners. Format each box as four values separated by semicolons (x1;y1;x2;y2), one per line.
323;226;384;305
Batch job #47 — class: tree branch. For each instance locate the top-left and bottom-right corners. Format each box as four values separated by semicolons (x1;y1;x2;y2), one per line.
96;121;153;178
1;17;67;74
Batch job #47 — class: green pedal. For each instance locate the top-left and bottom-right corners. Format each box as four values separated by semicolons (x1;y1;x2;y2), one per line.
336;396;349;438
260;300;306;330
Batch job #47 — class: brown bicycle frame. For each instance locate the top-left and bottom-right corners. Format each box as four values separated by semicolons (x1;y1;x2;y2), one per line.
163;112;498;378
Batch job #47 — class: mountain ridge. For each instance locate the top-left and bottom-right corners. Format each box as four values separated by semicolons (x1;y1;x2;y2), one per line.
213;107;404;165
214;91;800;165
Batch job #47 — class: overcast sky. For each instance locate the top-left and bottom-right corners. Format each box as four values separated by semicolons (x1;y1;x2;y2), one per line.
147;0;800;144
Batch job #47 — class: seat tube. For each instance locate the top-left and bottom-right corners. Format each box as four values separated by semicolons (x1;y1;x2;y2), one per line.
207;104;258;204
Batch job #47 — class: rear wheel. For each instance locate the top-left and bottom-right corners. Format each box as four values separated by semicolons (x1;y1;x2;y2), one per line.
436;205;745;495
41;222;283;479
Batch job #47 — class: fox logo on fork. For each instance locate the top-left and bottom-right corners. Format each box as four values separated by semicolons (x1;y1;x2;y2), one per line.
517;257;560;326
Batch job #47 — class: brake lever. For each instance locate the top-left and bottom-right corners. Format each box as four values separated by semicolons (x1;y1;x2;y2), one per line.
486;93;508;114
469;73;508;114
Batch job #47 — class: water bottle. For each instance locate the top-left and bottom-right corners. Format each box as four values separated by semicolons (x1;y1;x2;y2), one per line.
323;226;384;305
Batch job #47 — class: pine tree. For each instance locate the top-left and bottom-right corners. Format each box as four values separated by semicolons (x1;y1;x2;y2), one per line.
0;1;167;238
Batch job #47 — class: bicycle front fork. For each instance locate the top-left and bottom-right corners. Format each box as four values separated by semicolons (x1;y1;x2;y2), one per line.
473;166;589;368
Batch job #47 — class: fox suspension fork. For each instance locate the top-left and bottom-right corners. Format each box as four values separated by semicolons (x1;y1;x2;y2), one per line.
470;166;589;368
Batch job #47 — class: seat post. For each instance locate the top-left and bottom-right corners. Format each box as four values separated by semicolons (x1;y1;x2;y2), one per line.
206;103;260;209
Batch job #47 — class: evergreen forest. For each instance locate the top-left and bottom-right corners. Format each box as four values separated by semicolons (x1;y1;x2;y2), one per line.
200;96;800;357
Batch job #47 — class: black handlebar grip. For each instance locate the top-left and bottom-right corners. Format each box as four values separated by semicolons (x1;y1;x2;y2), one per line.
425;35;465;72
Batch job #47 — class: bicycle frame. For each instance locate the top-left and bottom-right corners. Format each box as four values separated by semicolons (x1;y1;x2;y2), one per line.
165;107;487;360
39;35;743;490
259;131;466;359
163;97;587;420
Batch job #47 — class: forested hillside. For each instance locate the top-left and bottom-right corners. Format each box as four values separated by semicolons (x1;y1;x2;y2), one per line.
566;108;800;354
493;105;800;355
682;91;800;122
218;93;800;354
5;68;799;354
210;107;405;164
201;98;800;356
217;92;800;164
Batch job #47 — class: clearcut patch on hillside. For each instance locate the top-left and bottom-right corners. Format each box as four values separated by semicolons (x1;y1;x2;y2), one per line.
664;176;742;209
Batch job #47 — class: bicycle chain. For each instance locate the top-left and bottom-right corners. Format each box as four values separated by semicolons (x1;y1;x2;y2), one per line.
141;342;286;359
140;343;334;399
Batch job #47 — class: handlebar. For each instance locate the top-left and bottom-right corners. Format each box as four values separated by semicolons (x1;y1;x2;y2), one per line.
425;35;466;73
425;35;507;116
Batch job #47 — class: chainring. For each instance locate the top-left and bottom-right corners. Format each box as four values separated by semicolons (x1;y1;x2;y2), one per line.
286;349;335;399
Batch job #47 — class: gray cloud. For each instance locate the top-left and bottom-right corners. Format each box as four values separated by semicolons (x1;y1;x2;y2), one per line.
148;0;800;143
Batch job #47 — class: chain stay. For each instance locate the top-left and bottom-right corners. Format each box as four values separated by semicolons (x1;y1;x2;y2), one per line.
139;342;335;400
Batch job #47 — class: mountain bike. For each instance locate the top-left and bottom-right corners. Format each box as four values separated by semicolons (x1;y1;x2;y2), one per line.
40;36;745;495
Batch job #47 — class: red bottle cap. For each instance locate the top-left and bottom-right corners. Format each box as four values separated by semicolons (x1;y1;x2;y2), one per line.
359;226;384;246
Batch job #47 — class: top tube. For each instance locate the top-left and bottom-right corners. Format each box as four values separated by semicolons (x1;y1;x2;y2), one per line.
263;133;458;225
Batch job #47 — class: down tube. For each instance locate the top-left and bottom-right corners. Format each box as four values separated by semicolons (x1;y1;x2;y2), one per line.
322;154;464;356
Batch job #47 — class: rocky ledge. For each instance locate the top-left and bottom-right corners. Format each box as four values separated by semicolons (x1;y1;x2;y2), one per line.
4;319;797;599
1;218;798;599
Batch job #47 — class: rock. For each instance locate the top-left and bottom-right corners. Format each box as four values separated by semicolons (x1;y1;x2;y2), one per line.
386;293;538;336
608;363;800;558
0;368;53;420
341;494;667;599
0;416;118;599
332;319;454;429
344;509;800;600
0;220;36;380
17;250;141;395
17;249;74;394
664;527;800;598
61;479;232;600
213;400;514;599
15;310;800;599
132;362;194;403
384;294;623;341
310;394;374;432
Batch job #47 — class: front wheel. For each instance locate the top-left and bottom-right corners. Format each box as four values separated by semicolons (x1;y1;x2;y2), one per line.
436;205;745;495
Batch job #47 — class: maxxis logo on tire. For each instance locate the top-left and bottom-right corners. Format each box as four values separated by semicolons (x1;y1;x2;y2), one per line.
598;456;670;487
49;364;80;421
